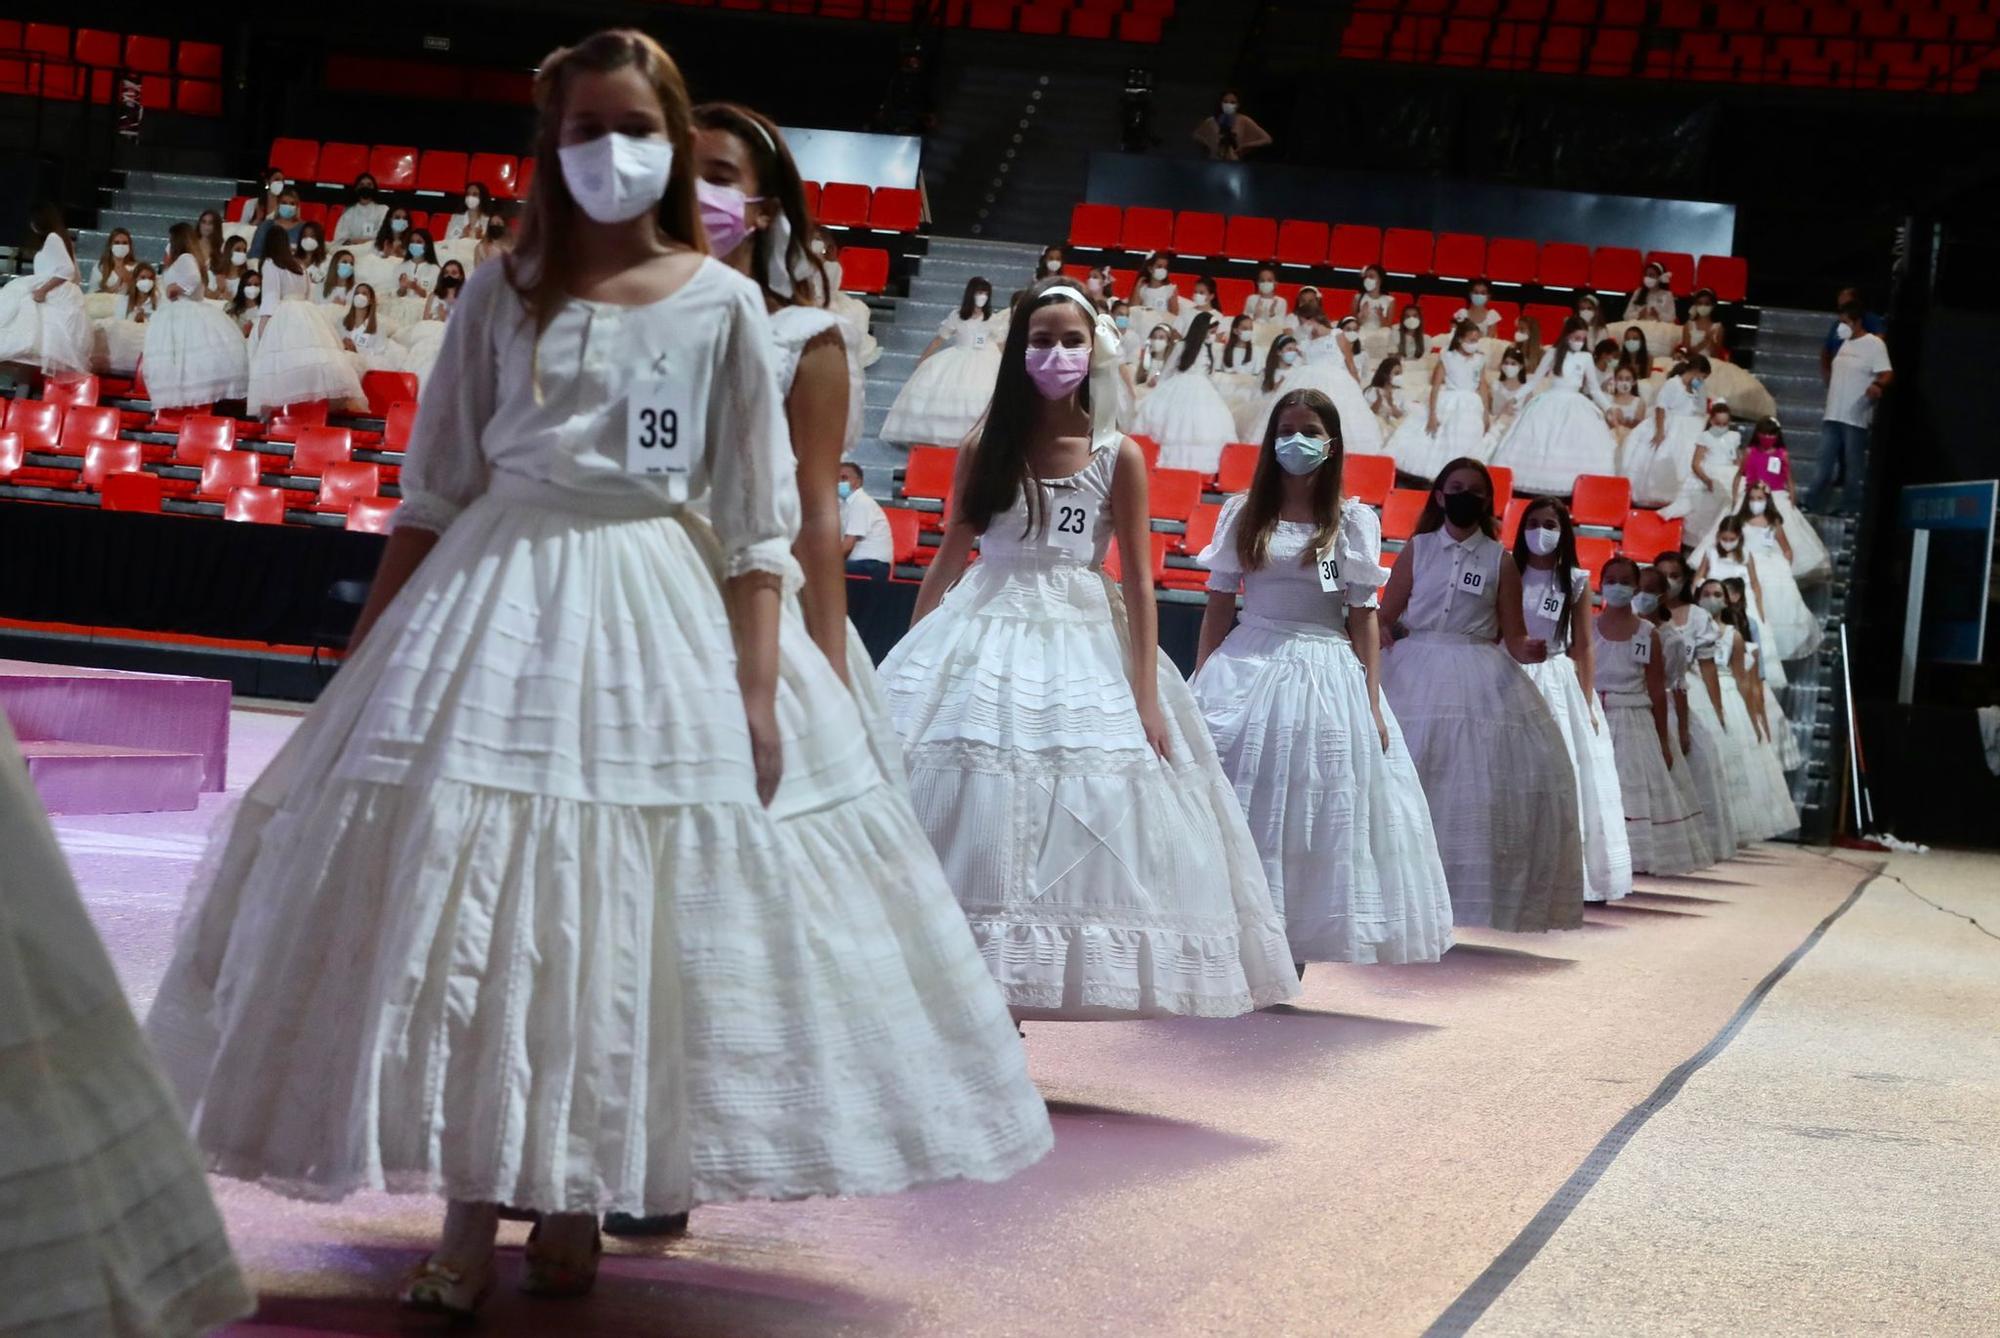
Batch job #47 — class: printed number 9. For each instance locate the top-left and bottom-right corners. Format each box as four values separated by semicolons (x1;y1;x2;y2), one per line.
638;407;679;451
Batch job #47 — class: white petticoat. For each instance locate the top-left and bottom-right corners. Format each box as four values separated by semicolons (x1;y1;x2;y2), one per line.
1270;361;1386;457
1388;385;1488;482
91;317;148;376
877;560;1300;1018
144;494;1053;1213
1603;702;1713;874
1492;385;1619;496
1744;539;1823;662
1191;615;1454;964
142;299;249;409
1520;656;1632;902
1672;696;1740;862
1133;371;1239;475
1380;633;1586;932
881;343;1001;448
247;299;364;414
0;278;93;375
1618;412;1705;507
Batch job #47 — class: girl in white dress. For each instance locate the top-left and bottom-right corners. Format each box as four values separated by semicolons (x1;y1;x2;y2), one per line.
245;225;365;414
1511;499;1632;903
1659;399;1741;540
1594;557;1713;874
1193;388;1454;966
226;273;259;337
1621;356;1710;506
1640;565;1737;862
337;285;402;375
1379;459;1586;932
1625;260;1678;324
877;276;1298;1018
143;223;249;410
1603;363;1648;444
1244;264;1288;350
397;267;459;385
206;236;249;301
296;221;330;290
881;276;1001;447
1650;553;1740;862
1131;251;1180;326
319;249;357;306
0;206;94;378
1352;264;1395;361
0;710;254;1338
93;229;136;295
1704;499;1821;661
1732;578;1804;772
1452;277;1503;341
1617;324;1653;384
147;32;1050;1318
1175;274;1221;337
1700;419;1830;583
1233;332;1300;441
1364;356;1408;434
1575;293;1610;349
444;181;498;240
1493;316;1618;494
1134;321;1175;386
98;262;157;373
1134;310;1239;477
1694;580;1799;838
1391;319;1488;480
1481;346;1533;453
1281;314;1386;456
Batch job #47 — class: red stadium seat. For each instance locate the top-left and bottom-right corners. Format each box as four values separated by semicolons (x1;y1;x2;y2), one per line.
1215;442;1259;494
1575;535;1615;586
1587;27;1640;75
361;371;419;419
74;29;120;67
1440;17;1492;66
1523;303;1572;339
1432;232;1486;281
1645;251;1694;296
516;158;535;197
1381;488;1429;541
57;405;121;457
1486;237;1537;286
42;375;99;409
370;145;419;190
1500;496;1531;547
22;23;70;59
1590;246;1643;294
382;400;418;453
817;182;872;228
1278;219;1332;268
1695;255;1748;303
1215;276;1254;315
175;79;222;117
174;415;235;465
415;150;468;195
801;180;819;216
1328;224;1381;272
1418;293;1461;335
1486;464;1514;515
901;445;957;501
298;202;328;228
0;430;21;481
1381;228;1433;276
101;470;165;513
1620;508;1683;557
82;439;143;490
1069;203;1121;250
346;495;401;534
1173;211;1225;258
224;484;286;524
264;399;330;442
1539;242;1590;289
177;40;224;78
837;246;888;293
468;152;520;200
269;137;319;182
1568;473;1632;530
198;450;262;501
1344;452;1397;507
870;187;922;232
883;507;921;565
1018;3;1065;35
290;426;354;477
1179;500;1221;559
1148;468;1203;523
1224;216;1277;262
1120;206;1174;255
315;461;381;512
1118;11;1165;42
1068;6;1114;39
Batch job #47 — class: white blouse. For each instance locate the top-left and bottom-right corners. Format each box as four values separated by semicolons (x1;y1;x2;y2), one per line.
33;231;77;283
161;253;204;301
1203;495;1389;631
333;201;386;245
396;259;441;298
258;260;309;316
1402;527;1503;640
395;258;797;582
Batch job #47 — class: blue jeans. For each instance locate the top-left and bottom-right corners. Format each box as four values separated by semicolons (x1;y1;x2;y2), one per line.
1805;419;1870;514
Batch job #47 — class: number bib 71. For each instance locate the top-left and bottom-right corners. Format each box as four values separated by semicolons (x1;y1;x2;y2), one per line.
625;377;706;499
1046;490;1098;561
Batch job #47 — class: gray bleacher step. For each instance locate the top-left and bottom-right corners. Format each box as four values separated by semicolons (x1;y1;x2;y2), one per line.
121;170;240;196
1757;307;1836;338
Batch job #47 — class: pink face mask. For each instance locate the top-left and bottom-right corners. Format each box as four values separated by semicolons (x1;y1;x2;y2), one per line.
696;179;764;257
1024;344;1091;399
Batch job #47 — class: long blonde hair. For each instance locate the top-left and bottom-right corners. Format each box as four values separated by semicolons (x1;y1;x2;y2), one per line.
507;28;705;330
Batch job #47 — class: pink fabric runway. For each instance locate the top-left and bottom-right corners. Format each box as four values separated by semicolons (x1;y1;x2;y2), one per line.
0;658;232;793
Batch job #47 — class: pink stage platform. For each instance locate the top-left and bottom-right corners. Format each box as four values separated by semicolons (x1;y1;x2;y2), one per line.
0;659;231;814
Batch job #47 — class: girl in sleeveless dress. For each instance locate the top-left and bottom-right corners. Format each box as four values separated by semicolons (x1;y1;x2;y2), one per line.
1624;260;1678;325
1234;332;1301;441
1728;576;1805;772
881;275;1000;447
143;222;250;410
1131;251;1180;330
1244;264;1289;351
245;224;364;415
1659;398;1742;541
1352;264;1396;361
1620;356;1711;506
1695;580;1800;839
877;276;1298;1019
146;34;1050;1319
1593;557;1713;874
0;205;93;379
1133;309;1239;474
1637;566;1728;859
1363;355;1409;434
1648;553;1740;862
1704;497;1821;662
1378;458;1586;932
1192;389;1454;968
1510;499;1632;903
1482;345;1533;453
1391;319;1489;480
1493;317;1618;494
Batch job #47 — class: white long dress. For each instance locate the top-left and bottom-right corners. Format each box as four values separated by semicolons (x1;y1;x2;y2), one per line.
1480;376;1533;455
1381;529;1586;931
0;233;93;375
880;311;1001;447
1388;347;1488;480
1703;623;1800;841
145;261;1052;1215
1739;522;1823;661
1619;375;1708;506
877;429;1300;1018
1594;621;1713;874
1133;344;1239;474
1660;609;1740;862
1493;349;1619;494
1689;464;1829;585
245;261;363;413
0;711;254;1338
1659;426;1743;542
1518;565;1632;903
1191;497;1455;964
141;254;249;409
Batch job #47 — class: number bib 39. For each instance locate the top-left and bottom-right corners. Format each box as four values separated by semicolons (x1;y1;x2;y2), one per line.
1045;489;1099;561
625;376;706;500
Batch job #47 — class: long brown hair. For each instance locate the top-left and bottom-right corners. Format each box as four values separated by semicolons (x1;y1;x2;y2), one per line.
691;100;827;309
1513;313;1544;371
1510;497;1581;632
508;28;705;330
98;228;133;282
1261;332;1297;393
166;222;208;285
263;223;303;276
1235;388;1344;572
1415;457;1499;539
1550;315;1590;379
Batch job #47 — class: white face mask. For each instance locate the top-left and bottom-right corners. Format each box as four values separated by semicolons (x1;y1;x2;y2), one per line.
1273;431;1329;475
1150;267;1167;281
243;285;260;299
390;217;409;234
1643;275;1659;289
1280;347;1302;366
1469;292;1488;307
1616;381;1635;395
1580;307;1597;321
1220;101;1238;115
1568;338;1586;351
1718;537;1740;552
1044;259;1061;273
465;194;483;212
111;243;130;259
1195;292;1211;306
1694;304;1713;317
1600;582;1636;608
1699;596;1726;615
1748;498;1768;516
135;278;154;293
972;292;988;308
1513;326;1528;340
1835;322;1853;341
353;293;372;309
1149;338;1169;355
1525;524;1560;556
1340;326;1358;342
1403;316;1422;330
1258;281;1274;295
1501;364;1522;380
1632;592;1661;616
1363;277;1379;293
300;236;319;253
1625;338;1644;353
558;131;675;224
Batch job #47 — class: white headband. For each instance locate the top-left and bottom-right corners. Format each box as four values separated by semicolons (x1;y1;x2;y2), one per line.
1032;284;1122;437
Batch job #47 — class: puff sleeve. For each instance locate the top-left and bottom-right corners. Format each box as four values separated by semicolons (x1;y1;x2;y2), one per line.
1337;498;1390;608
1199;492;1250;593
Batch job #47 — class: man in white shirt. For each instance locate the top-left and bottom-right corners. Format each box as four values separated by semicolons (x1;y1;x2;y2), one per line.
840;462;894;578
1807;300;1893;516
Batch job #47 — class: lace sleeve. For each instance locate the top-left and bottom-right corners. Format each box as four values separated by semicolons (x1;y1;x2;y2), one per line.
705;279;801;581
1199;493;1250;593
394;264;501;534
1339;499;1390;607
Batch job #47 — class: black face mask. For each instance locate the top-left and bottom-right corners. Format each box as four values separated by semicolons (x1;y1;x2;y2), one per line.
1441;490;1486;528
357;186;375;201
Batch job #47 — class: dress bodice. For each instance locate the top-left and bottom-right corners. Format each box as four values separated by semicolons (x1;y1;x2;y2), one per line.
1134;282;1177;310
1592;623;1652;697
942;312;992;349
978;429;1121;572
1608;396;1646;426
1655;619;1693;691
1441;348;1484;392
1520;564;1587;651
162;253;204;300
1544;351;1595;394
33;232;76;282
1403;528;1502;640
1744;522;1783;556
1355;293;1394;325
1244;294;1286;320
1202;496;1389;632
1697;427;1740;465
1490;379;1531;415
1676;604;1721;661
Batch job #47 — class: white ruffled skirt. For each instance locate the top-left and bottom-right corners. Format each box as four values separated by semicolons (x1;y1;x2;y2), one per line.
1380;632;1585;932
1746;541;1823;661
1619;413;1705;508
247;299;364;414
1672;695;1740;862
1274;360;1386;457
1388;384;1488;483
0;279;93;375
1520;656;1632;902
1133;372;1239;475
881;342;1001;448
1603;699;1713;874
144;493;1052;1214
877;558;1300;1018
1493;385;1619;496
1191;615;1454;964
141;298;249;409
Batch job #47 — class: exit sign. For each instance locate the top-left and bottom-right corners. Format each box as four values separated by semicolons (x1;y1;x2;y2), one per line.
422;35;451;52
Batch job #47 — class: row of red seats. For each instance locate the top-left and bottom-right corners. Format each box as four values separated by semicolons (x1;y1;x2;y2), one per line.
1;22;224;115
652;0;1172;41
1361;0;2000;32
1067;206;1748;302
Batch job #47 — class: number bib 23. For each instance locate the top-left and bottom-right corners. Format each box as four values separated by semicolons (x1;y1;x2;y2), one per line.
1045;489;1098;561
624;377;706;498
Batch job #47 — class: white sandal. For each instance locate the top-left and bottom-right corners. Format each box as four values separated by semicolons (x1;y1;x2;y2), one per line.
399;1254;495;1322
